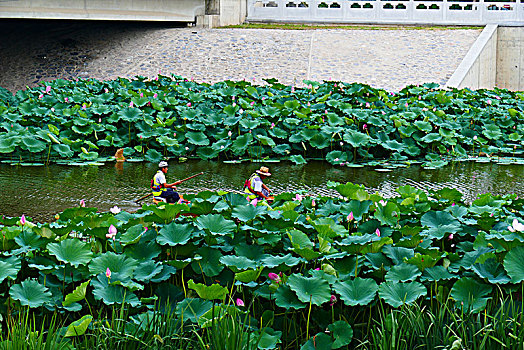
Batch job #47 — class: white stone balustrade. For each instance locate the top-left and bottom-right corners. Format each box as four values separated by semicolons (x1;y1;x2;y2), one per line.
248;0;524;25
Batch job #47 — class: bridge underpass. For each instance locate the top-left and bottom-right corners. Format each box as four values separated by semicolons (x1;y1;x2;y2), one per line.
0;0;245;24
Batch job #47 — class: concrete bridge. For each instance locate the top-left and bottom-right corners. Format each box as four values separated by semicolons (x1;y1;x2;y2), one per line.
0;0;246;25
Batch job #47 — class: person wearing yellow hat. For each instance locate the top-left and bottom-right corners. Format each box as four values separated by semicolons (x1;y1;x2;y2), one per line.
244;166;272;201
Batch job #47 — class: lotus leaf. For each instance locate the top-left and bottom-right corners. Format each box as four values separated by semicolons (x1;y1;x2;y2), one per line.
196;214;236;236
89;251;137;279
328;320;353;349
0;256;21;283
187;280;228;300
64;315;93;337
10;279;52;308
334;278;378;306
503;246;524;283
258;327;282;350
232;204;267;222
157;222;196;246
175;298;213;323
261;254;302;268
219;255;257;271
385;264;422;282
191;247;224;277
47;239;93;267
91;274;140;306
420;211;461;240
472;258;510;284
378;281;427;308
21;136;47;153
63;280;90;307
287;274;331;306
301;333;332;350
420;266;457;282
274;285;306;310
450;277;492;313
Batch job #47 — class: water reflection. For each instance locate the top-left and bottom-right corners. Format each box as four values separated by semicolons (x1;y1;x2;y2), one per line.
1;160;523;222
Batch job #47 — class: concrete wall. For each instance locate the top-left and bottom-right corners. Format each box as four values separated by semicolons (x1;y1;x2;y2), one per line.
446;24;498;90
0;0;205;21
447;25;524;91
496;26;524;90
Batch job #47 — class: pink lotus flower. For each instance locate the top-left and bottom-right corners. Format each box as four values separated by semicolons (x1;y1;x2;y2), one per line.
330;294;337;306
250;198;258;206
291;86;295;93
375;228;381;237
366;102;370;108
239;109;244;114
487;100;492;105
236;298;245;307
268;272;280;283
448;234;454;240
80;199;85;207
20;214;26;226
105;88;109;93
65;97;69;102
38;94;43;99
315;267;320;271
98;118;102;123
347;212;354;221
153;93;158;98
250;101;255;106
187;102;191;107
379;200;387;206
271;122;275;129
405;103;409;108
129;102;134;108
144;227;148;231
294;194;303;202
106;268;111;279
106;224;117;239
82;104;86;110
45;86;51;93
140;93;143;97
110;206;121;214
452;203;455;207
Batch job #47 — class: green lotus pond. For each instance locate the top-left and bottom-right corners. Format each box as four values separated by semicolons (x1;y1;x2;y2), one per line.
1;160;524;222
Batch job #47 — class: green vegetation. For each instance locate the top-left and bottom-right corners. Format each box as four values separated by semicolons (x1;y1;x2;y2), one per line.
1;183;524;348
0;77;523;168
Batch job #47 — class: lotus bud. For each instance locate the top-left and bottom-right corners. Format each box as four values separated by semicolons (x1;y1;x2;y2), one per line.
487;100;492;105
65;97;69;102
45;86;51;93
363;124;367;130
366;102;370;108
268;272;280;283
187;102;191;107
312;199;316;207
239;109;244;114
228;130;232;137
236;298;245;307
379;200;387;206
99;118;102;123
452;203;455;207
106;268;111;279
129;101;134;108
294;194;303;202
330;294;337;306
448;233;453;240
250;101;255;106
375;228;381;237
39;94;43;99
271;123;275;129
105;88;109;93
110;206;121;214
347;212;354;222
473;135;477;141
153;93;158;98
51;107;55;112
80;199;85;207
250;198;258;207
140;92;143;97
20;214;26;226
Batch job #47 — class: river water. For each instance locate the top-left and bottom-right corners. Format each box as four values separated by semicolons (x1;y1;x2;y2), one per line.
1;160;523;222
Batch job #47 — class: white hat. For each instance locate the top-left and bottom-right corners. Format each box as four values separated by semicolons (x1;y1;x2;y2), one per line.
158;161;169;168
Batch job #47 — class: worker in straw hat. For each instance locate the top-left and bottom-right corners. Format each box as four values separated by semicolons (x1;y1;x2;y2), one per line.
243;166;272;202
